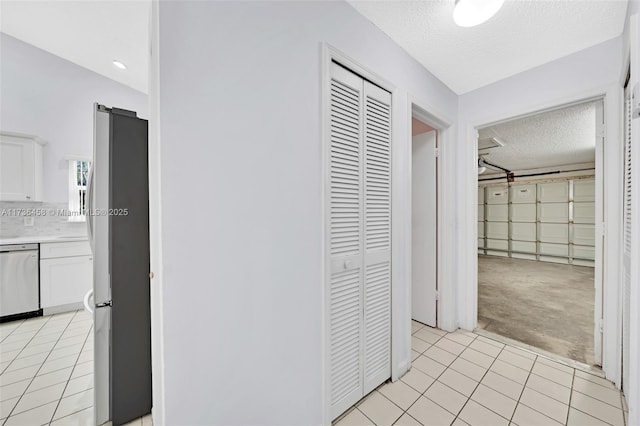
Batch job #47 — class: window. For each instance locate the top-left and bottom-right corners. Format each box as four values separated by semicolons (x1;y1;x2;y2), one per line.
68;159;91;222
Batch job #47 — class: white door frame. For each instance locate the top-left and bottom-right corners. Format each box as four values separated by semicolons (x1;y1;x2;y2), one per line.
409;101;455;332
460;84;623;386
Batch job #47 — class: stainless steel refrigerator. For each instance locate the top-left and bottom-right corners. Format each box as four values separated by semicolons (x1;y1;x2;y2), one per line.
85;103;152;425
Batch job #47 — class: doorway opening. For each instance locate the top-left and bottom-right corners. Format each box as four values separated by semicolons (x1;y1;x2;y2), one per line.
411;110;438;329
475;99;603;367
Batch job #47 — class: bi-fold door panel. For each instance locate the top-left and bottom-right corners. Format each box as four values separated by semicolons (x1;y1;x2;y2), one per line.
574;179;595;202
573;202;595;224
511;223;536;242
538;182;569;202
571;224;595;246
328;62;391;419
362;82;391;395
486;222;508;240
538;223;569;244
486;204;508;222
510;184;536;203
510;204;536;222
537;203;569;223
486;185;508;204
328;63;364;419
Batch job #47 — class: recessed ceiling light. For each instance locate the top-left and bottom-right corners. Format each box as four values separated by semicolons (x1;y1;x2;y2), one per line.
453;0;505;27
113;60;127;70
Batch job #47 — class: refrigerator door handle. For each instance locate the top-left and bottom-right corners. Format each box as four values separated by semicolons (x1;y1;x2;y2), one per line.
83;289;94;314
86;164;94;251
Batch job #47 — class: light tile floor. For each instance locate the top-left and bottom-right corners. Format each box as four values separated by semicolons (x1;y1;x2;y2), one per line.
336;321;628;426
0;310;152;426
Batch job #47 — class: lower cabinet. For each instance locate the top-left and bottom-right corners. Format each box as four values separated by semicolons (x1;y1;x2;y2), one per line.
40;242;93;312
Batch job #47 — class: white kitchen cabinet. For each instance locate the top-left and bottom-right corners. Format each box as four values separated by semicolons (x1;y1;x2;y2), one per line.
0;132;45;201
40;242;92;313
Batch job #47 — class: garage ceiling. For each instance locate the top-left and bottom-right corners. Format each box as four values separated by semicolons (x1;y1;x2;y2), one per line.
347;0;628;94
478;101;599;172
0;0;150;93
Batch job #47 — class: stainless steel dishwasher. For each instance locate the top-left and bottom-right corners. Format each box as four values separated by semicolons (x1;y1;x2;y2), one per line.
0;244;41;321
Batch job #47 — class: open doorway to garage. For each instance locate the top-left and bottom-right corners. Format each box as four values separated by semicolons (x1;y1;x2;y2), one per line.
476;100;602;367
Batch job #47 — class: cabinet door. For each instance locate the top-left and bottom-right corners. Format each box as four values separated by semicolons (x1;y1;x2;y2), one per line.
0;137;36;201
40;255;93;309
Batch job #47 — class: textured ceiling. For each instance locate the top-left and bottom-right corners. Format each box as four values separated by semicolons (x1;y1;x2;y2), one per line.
0;0;150;93
478;101;598;171
348;0;628;94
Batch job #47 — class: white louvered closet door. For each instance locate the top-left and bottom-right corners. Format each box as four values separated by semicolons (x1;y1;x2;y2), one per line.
362;81;392;394
622;85;632;392
328;62;391;419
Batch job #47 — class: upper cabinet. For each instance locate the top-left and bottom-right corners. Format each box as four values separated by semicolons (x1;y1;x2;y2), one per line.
0;132;45;201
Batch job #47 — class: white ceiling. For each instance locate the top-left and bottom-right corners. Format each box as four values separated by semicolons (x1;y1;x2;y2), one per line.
0;1;628;96
478;101;599;171
0;0;150;94
348;0;628;94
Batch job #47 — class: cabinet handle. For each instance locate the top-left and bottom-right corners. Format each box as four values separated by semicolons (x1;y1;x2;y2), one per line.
25;195;31;199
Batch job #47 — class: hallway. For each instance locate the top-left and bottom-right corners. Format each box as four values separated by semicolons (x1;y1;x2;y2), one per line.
335;321;625;426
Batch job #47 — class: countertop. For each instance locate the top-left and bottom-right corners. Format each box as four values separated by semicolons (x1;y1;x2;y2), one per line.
0;235;89;245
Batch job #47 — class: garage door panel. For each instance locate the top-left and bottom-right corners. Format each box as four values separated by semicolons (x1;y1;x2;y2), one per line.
511;223;536;242
478;187;485;204
538;203;569;223
510;184;536;203
572;245;595;260
478;206;484;221
486;239;508;257
486;222;508;240
573;179;595;202
540;242;569;264
571;224;595;246
486;204;508;221
511;241;537;260
486;185;508;204
478;222;485;238
573;202;595;224
538;182;569;202
510;204;536;222
538;223;569;243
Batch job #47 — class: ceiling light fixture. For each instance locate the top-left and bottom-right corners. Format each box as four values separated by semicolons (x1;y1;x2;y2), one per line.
112;60;127;70
453;0;505;27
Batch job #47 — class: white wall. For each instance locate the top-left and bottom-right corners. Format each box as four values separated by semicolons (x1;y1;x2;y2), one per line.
457;35;624;382
0;33;148;203
154;1;457;424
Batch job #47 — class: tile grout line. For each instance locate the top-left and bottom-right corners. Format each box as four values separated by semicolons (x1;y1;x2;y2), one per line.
1;313;81;425
565;368;575;425
48;310;94;425
450;340;511;425
407;330;484;421
0;318;53;375
508;353;537;425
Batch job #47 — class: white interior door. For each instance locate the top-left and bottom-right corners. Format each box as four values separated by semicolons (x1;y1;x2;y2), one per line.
327;62;391;420
411;130;437;327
